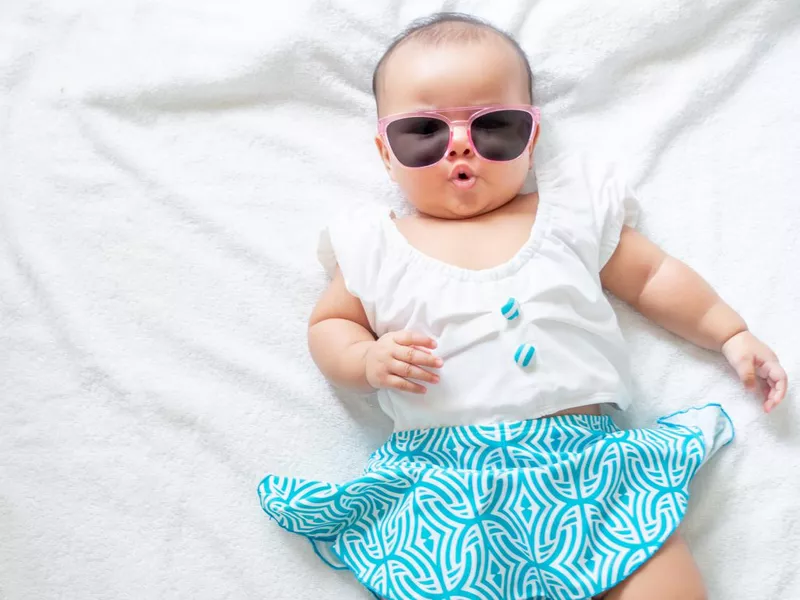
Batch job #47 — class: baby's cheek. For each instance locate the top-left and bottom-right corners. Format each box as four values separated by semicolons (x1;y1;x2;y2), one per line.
488;160;529;196
396;168;445;208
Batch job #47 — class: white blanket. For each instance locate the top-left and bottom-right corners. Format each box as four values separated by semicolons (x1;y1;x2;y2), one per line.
1;0;798;598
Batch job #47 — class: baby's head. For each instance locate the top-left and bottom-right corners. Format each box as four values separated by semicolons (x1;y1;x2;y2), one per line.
373;13;539;219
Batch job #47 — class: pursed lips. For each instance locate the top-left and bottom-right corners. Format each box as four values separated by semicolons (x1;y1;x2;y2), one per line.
449;163;477;190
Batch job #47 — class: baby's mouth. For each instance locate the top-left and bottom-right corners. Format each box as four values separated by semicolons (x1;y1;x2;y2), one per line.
450;165;477;189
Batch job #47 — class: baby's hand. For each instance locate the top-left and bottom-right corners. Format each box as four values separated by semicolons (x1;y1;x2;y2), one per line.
722;331;788;413
365;331;442;394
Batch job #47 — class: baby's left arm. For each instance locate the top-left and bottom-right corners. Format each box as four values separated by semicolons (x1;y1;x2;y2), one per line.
601;226;788;412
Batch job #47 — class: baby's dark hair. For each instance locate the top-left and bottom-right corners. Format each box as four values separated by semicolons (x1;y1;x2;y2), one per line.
372;12;534;111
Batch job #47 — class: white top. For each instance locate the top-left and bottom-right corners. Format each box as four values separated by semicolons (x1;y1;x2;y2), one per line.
319;153;640;431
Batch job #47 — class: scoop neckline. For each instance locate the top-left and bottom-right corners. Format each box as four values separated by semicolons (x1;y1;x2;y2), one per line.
380;191;550;282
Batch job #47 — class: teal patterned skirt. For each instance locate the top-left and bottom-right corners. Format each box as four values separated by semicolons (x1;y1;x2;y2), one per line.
258;404;733;600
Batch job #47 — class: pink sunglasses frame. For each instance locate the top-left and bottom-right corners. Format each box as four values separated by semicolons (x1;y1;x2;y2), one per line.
377;104;541;169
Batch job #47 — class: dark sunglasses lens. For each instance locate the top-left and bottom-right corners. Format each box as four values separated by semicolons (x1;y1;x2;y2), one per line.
471;110;533;161
386;117;450;167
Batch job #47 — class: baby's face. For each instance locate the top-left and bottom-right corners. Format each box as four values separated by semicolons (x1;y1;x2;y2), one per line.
375;37;536;219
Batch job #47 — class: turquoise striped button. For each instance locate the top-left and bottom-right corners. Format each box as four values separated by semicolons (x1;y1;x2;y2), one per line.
501;297;520;321
514;343;536;367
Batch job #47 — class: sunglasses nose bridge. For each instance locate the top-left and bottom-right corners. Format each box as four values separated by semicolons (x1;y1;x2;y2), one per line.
450;119;470;135
447;119;472;155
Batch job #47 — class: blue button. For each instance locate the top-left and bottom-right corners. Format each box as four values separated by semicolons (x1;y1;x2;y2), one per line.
514;343;536;367
501;297;520;321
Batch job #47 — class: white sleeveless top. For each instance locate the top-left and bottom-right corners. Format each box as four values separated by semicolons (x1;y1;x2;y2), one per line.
319;153;640;431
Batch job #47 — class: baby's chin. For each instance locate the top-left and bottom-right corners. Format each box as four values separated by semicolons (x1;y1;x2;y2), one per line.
412;191;514;220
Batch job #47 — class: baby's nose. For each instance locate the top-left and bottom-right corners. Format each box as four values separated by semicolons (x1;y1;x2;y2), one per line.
448;125;472;157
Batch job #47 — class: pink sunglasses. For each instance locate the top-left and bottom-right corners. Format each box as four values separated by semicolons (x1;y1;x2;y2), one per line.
378;104;540;169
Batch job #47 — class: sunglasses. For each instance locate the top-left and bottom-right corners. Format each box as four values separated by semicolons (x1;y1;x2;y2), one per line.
378;104;540;169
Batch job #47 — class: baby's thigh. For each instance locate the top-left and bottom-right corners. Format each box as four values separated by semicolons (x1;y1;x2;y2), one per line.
602;533;706;600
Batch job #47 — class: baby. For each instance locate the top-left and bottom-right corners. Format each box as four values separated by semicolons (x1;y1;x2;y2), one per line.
259;12;788;600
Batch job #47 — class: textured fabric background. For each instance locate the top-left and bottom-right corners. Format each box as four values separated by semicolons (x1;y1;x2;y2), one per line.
1;1;798;598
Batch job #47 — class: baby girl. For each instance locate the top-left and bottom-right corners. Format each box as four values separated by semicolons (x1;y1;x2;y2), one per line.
259;12;787;600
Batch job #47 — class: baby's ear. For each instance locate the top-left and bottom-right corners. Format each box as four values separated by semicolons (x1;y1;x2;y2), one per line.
374;135;395;181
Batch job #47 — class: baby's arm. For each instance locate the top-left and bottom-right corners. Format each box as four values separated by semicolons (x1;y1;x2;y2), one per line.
309;268;441;394
601;227;788;411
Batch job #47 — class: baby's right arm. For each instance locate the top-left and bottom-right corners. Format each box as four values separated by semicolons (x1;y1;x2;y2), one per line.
308;267;442;394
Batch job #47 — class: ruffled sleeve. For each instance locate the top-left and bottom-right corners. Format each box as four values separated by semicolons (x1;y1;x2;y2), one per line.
317;207;386;330
537;152;641;272
594;162;640;267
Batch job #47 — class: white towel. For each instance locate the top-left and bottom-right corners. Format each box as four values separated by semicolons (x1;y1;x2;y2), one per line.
1;1;798;598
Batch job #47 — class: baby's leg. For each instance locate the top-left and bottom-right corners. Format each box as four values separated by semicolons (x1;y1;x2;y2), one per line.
602;533;706;600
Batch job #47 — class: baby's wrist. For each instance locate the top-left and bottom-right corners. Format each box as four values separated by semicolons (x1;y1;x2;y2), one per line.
724;324;749;342
720;327;750;354
705;303;748;351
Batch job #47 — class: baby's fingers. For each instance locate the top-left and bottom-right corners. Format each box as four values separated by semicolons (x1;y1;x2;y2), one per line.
390;360;439;385
385;375;427;395
393;331;438;350
393;344;443;369
757;360;788;412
